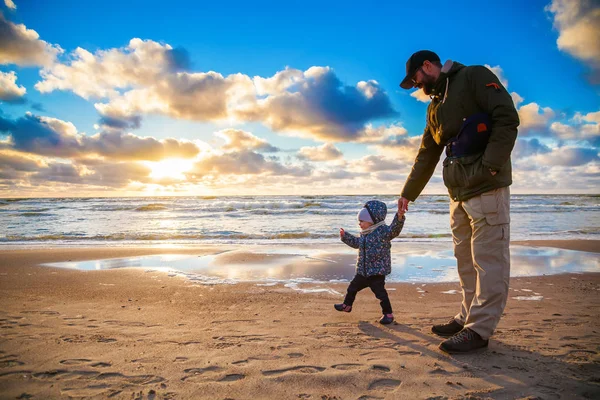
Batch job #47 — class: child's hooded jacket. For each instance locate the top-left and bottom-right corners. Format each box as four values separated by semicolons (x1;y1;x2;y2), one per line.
341;200;405;277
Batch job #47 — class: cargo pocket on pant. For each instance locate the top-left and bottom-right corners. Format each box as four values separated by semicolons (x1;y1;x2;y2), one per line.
480;190;509;226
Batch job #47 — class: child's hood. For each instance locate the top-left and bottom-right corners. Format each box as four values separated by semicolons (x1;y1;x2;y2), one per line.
364;200;387;224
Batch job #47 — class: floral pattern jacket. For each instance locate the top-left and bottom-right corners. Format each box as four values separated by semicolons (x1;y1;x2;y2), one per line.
341;200;405;277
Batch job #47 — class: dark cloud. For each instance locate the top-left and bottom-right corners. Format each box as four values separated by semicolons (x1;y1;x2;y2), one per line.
0;114;84;157
257;68;398;140
0;93;26;104
165;47;191;72
0;113;200;160
513;138;552;158
98;114;142;130
30;102;45;112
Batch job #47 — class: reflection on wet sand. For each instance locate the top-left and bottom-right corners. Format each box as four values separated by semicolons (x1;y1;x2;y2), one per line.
42;245;600;284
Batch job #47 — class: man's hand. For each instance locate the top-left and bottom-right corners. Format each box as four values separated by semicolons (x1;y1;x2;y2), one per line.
489;169;497;176
397;197;409;216
339;228;345;238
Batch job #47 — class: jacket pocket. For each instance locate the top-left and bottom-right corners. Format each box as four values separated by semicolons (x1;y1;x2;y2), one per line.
443;152;488;189
480;190;509;226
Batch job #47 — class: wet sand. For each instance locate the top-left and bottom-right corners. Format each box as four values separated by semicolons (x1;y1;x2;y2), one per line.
0;241;599;399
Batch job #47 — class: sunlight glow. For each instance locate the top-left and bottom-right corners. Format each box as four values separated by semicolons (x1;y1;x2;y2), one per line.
146;158;194;180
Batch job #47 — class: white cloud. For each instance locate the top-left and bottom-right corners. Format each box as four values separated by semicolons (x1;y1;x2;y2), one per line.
0;12;62;67
517;102;555;132
533;146;598;166
546;0;600;83
511;92;524;107
4;0;16;10
254;67;303;95
410;88;431;103
484;64;509;88
0;70;25;102
36;42;397;142
215;129;278;152
297;143;343;161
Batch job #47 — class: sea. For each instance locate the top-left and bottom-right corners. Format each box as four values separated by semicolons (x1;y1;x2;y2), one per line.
1;194;599;247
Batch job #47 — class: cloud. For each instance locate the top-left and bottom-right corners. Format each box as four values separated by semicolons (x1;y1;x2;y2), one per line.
0;70;25;103
0;12;62;66
546;0;600;84
550;110;600;144
511;92;524;107
186;149;311;179
410;88;431;103
249;67;398;141
83;131;200;161
29;159;153;187
0;113;201;160
3;0;16;10
517;102;555;133
0;150;42;172
484;64;509;88
513;138;552;158
36;41;397;141
533;146;599;166
215;128;278;152
297;143;343;161
36;39;193;99
355;155;403;172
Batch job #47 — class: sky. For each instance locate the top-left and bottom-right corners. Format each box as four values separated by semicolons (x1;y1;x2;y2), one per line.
0;0;598;197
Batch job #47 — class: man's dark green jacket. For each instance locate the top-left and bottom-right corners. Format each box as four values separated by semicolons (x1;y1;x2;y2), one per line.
401;61;519;202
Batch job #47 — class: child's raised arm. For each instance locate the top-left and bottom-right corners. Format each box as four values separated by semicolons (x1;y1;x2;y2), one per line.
340;228;359;249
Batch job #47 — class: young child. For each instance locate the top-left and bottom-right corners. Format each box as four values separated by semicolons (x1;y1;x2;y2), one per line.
336;200;405;324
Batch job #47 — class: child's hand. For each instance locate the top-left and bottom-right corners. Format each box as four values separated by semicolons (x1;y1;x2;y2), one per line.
339;228;345;238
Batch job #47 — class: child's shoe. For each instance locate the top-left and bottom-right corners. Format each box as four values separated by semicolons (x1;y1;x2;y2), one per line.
379;313;394;325
334;303;352;312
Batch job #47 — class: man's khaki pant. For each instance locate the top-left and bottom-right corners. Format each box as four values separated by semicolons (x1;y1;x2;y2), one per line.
450;186;510;340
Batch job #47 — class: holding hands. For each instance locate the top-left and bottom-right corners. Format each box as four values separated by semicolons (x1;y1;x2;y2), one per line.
397;197;409;217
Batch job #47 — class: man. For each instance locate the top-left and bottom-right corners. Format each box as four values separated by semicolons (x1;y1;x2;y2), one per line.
397;50;519;353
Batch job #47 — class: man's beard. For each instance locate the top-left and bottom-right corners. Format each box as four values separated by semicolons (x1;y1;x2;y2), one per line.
420;72;437;95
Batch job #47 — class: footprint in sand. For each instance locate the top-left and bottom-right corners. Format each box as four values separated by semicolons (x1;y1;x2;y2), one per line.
0;358;24;367
358;396;384;400
331;363;363;370
181;366;224;382
288;353;304;358
370;365;390;372
262;365;326;376
59;359;92;365
368;379;401;391
218;374;245;382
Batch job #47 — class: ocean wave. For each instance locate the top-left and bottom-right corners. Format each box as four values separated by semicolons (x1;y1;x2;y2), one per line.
20;212;53;217
0;231;454;242
135;204;168;211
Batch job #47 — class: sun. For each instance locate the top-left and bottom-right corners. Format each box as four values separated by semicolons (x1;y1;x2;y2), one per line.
146;158;194;180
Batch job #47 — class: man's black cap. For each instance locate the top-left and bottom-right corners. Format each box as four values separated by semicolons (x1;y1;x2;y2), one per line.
399;50;440;89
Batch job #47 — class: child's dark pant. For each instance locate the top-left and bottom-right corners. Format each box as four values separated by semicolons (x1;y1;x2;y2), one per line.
343;274;392;314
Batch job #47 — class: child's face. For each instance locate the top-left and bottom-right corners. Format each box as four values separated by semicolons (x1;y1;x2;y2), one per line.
359;220;373;230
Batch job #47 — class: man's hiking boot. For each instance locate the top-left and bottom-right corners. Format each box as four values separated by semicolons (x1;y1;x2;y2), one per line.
431;318;463;337
439;328;489;354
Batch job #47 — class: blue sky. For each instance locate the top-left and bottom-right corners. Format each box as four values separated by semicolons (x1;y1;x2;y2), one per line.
0;0;598;196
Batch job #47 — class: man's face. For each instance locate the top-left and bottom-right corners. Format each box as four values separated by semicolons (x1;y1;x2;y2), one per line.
413;67;437;95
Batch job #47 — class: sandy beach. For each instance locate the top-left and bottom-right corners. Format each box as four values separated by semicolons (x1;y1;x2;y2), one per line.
1;241;599;399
